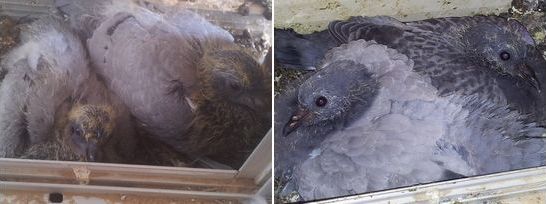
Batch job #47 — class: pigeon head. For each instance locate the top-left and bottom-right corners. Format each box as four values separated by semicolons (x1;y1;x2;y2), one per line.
200;44;269;112
63;104;116;162
283;60;378;136
462;19;546;92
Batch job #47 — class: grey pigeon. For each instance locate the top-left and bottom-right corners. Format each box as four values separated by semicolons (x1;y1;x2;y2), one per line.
56;0;271;167
0;17;136;162
275;16;546;125
275;40;546;201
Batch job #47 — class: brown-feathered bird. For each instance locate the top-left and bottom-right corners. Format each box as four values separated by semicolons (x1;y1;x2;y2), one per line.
55;0;271;168
22;72;137;163
22;103;123;162
0;17;136;163
184;41;271;167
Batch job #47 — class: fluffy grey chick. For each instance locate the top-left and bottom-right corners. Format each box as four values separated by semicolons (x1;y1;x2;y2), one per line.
0;17;136;162
275;40;545;201
56;0;271;167
275;16;546;125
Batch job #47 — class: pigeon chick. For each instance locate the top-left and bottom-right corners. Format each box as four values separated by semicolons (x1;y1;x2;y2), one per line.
275;16;546;124
22;103;118;162
0;17;136;163
22;87;137;163
56;0;271;167
275;40;545;201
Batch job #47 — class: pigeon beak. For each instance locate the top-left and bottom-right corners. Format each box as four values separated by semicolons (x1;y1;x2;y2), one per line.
519;63;541;93
283;107;310;136
86;152;96;162
85;139;98;162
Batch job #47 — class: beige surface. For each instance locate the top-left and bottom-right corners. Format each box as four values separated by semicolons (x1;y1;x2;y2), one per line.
274;0;512;33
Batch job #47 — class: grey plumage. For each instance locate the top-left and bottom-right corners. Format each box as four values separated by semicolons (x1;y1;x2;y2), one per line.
86;3;206;145
275;40;545;201
0;17;136;162
0;17;89;157
275;16;546;125
57;0;271;167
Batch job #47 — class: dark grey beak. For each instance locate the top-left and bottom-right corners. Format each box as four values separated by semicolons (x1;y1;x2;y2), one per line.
85;142;98;162
283;107;310;136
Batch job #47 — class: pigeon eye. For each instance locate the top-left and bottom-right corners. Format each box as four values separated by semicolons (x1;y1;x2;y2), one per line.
315;96;328;107
230;82;241;90
500;51;510;61
71;125;82;137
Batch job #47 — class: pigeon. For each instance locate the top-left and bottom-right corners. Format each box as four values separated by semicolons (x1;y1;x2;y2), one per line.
55;0;271;167
20;73;138;163
275;40;546;201
0;17;136;162
275;16;546;125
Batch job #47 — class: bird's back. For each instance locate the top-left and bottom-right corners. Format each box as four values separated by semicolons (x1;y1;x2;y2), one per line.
86;1;236;148
336;16;546;122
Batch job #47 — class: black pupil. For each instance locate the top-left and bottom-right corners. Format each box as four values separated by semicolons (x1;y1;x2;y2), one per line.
72;125;81;136
230;83;240;90
500;51;510;61
315;96;327;107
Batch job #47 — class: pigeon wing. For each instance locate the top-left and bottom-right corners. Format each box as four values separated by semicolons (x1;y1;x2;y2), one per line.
87;12;198;145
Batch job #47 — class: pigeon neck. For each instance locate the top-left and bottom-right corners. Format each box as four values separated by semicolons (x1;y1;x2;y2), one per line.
342;83;380;127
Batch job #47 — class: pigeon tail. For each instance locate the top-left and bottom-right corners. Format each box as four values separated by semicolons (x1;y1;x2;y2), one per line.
274;29;337;70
